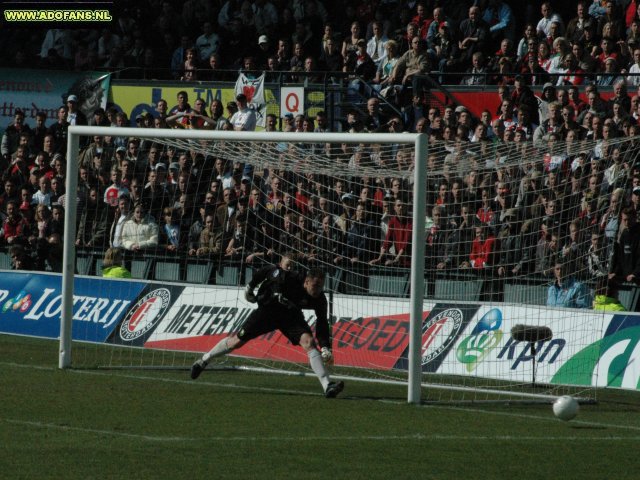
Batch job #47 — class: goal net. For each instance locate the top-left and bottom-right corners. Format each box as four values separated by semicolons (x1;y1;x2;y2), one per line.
54;126;636;403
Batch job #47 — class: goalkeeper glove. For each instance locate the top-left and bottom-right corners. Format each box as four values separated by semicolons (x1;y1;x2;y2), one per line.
321;347;333;363
244;284;256;303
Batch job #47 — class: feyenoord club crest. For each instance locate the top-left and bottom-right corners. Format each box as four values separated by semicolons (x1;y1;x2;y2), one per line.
421;308;464;365
119;288;171;341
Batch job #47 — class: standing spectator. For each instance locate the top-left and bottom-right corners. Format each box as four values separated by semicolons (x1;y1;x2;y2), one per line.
609;207;640;285
76;187;108;249
47;106;69;155
120;204;158;252
369;198;412;267
3;201;28;246
342;21;362;64
1;109;31;162
461;224;496;271
547;261;592;308
229;94;257;131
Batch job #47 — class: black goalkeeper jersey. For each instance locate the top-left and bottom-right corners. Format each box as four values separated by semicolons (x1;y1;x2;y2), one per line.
248;265;331;349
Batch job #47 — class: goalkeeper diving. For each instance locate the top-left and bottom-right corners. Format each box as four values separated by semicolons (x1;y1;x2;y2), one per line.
190;253;344;398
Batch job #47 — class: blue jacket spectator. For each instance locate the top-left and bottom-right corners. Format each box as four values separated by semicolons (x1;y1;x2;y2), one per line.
547;262;592;308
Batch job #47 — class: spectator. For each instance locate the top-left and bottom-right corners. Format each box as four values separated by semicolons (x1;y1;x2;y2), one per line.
481;0;515;50
159;207;188;253
461;224;496;271
195;22;220;64
566;1;596;45
456;5;489;69
609;207;640;285
342;21;362;64
388;37;430;96
370;198;412;267
192;213;223;257
101;247;132;278
120;204;158;252
460;51;488;86
76;187;108;249
8;244;32;271
367;21;389;68
229;94;257;131
547;261;592;308
536;2;565;39
3;201;28;246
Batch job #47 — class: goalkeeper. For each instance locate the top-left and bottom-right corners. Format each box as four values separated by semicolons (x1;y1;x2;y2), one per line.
190;254;344;398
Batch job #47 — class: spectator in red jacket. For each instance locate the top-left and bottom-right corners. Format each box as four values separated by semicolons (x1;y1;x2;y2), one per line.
370;198;413;267
3;200;29;246
461;225;496;270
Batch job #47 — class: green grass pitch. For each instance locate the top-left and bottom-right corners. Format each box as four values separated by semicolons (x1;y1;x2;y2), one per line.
1;334;640;479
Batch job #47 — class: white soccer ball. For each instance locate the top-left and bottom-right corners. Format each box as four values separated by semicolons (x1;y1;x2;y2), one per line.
553;395;579;421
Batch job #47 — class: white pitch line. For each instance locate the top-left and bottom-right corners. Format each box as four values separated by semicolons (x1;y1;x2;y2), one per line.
1;418;198;442
2;419;640;443
3;361;640;434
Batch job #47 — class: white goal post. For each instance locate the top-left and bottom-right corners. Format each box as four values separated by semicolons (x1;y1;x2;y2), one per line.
61;126;428;404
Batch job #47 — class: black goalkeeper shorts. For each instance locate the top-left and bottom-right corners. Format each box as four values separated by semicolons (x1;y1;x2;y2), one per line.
237;304;312;345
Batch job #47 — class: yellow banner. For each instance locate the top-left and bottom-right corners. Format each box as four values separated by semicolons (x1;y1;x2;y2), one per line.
109;84;280;128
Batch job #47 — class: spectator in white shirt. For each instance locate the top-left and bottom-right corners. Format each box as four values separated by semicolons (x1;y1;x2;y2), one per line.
367;22;388;68
229;94;257;131
627;48;640;87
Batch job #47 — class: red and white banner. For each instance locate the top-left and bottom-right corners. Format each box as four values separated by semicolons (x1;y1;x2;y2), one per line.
234;73;266;127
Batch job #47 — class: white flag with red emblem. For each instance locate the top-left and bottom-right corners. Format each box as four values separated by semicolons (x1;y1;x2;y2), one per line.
234;73;266;127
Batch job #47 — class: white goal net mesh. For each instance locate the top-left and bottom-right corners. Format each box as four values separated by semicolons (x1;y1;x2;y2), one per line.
19;127;640;402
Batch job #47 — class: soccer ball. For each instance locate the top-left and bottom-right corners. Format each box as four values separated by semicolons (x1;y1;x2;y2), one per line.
553;395;579;421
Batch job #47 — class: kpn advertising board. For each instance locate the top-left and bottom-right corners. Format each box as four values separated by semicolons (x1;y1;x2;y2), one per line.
437;306;640;388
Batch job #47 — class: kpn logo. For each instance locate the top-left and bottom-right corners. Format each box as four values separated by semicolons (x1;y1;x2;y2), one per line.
456;308;503;372
552;325;640;389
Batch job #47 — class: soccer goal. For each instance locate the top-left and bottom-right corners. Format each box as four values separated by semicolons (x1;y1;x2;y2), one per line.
59;125;628;404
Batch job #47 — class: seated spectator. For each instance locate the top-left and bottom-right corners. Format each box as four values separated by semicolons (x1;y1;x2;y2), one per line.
388;36;430;97
101;247;132;278
547;261;592;308
460;51;487;86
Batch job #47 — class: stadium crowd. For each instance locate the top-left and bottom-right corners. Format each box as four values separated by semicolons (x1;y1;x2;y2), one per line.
2;0;640;309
